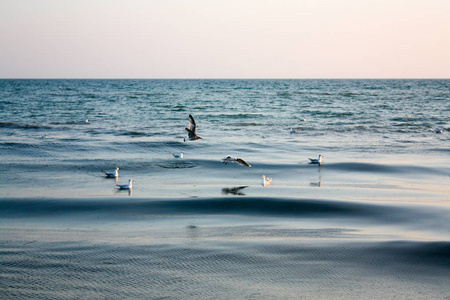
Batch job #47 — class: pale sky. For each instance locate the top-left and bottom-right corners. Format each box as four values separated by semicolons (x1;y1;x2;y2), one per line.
1;0;449;78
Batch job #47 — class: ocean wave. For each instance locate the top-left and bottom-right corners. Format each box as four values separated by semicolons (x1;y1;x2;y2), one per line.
324;162;447;175
157;161;198;169
1;197;446;224
0;122;52;130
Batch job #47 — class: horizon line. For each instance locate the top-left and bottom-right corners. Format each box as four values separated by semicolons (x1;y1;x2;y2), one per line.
1;77;449;80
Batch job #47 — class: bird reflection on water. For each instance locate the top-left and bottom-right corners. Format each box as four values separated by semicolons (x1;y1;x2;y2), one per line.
221;186;249;196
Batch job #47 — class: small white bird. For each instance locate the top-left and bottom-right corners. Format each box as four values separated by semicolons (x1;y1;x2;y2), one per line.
308;154;323;165
261;175;272;187
289;128;298;134
221;155;251;167
101;167;119;178
116;179;134;189
184;114;202;142
172;151;184;158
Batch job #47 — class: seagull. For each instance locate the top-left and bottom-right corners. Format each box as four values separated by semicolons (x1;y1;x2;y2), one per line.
308;154;323;165
101;167;119;178
261;175;272;187
116;179;134;189
172;151;184;158
184;114;202;142
289;128;298;134
221;155;251;167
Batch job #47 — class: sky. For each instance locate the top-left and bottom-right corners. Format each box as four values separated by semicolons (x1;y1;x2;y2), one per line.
1;0;449;78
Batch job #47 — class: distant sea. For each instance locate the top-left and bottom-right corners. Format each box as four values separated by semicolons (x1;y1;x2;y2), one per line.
1;79;449;299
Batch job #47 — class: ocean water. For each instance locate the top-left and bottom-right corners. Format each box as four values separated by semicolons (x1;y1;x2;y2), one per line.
0;79;449;299
0;79;449;199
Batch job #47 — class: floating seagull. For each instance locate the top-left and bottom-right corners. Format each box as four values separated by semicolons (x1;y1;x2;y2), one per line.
184;114;202;142
116;179;134;189
261;175;272;187
221;155;252;167
172;151;184;158
101;167;119;178
308;154;323;165
85;119;89;123
289;128;298;134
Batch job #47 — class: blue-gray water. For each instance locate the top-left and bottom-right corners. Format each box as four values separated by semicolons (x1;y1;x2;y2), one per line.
0;79;449;299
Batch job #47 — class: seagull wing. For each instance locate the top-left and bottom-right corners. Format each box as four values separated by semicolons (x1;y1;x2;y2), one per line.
188;114;197;133
236;158;251;167
185;127;199;140
102;170;113;177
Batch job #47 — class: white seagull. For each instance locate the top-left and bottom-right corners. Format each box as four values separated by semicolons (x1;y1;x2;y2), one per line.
221;155;252;167
102;167;119;178
117;179;134;189
261;175;272;187
172;151;184;158
308;154;323;165
184;114;202;142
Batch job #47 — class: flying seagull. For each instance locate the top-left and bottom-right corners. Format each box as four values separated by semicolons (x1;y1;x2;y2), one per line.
116;179;134;189
308;154;323;165
184;114;202;142
221;155;252;167
102;167;119;178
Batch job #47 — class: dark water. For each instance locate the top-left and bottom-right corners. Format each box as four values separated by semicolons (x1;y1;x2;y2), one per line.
0;79;449;299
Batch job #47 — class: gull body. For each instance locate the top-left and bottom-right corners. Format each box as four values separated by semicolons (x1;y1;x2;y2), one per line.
172;151;184;158
184;114;202;142
221;155;251;167
117;179;134;189
261;175;272;187
102;167;119;178
308;155;323;165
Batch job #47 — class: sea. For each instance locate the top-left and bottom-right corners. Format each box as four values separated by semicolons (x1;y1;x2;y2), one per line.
0;79;449;299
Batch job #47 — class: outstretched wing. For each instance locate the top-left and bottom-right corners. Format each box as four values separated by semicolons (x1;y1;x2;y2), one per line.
188;114;197;133
236;158;251;167
185;127;198;140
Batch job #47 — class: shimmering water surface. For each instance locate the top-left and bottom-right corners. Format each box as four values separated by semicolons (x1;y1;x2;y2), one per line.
0;79;449;299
